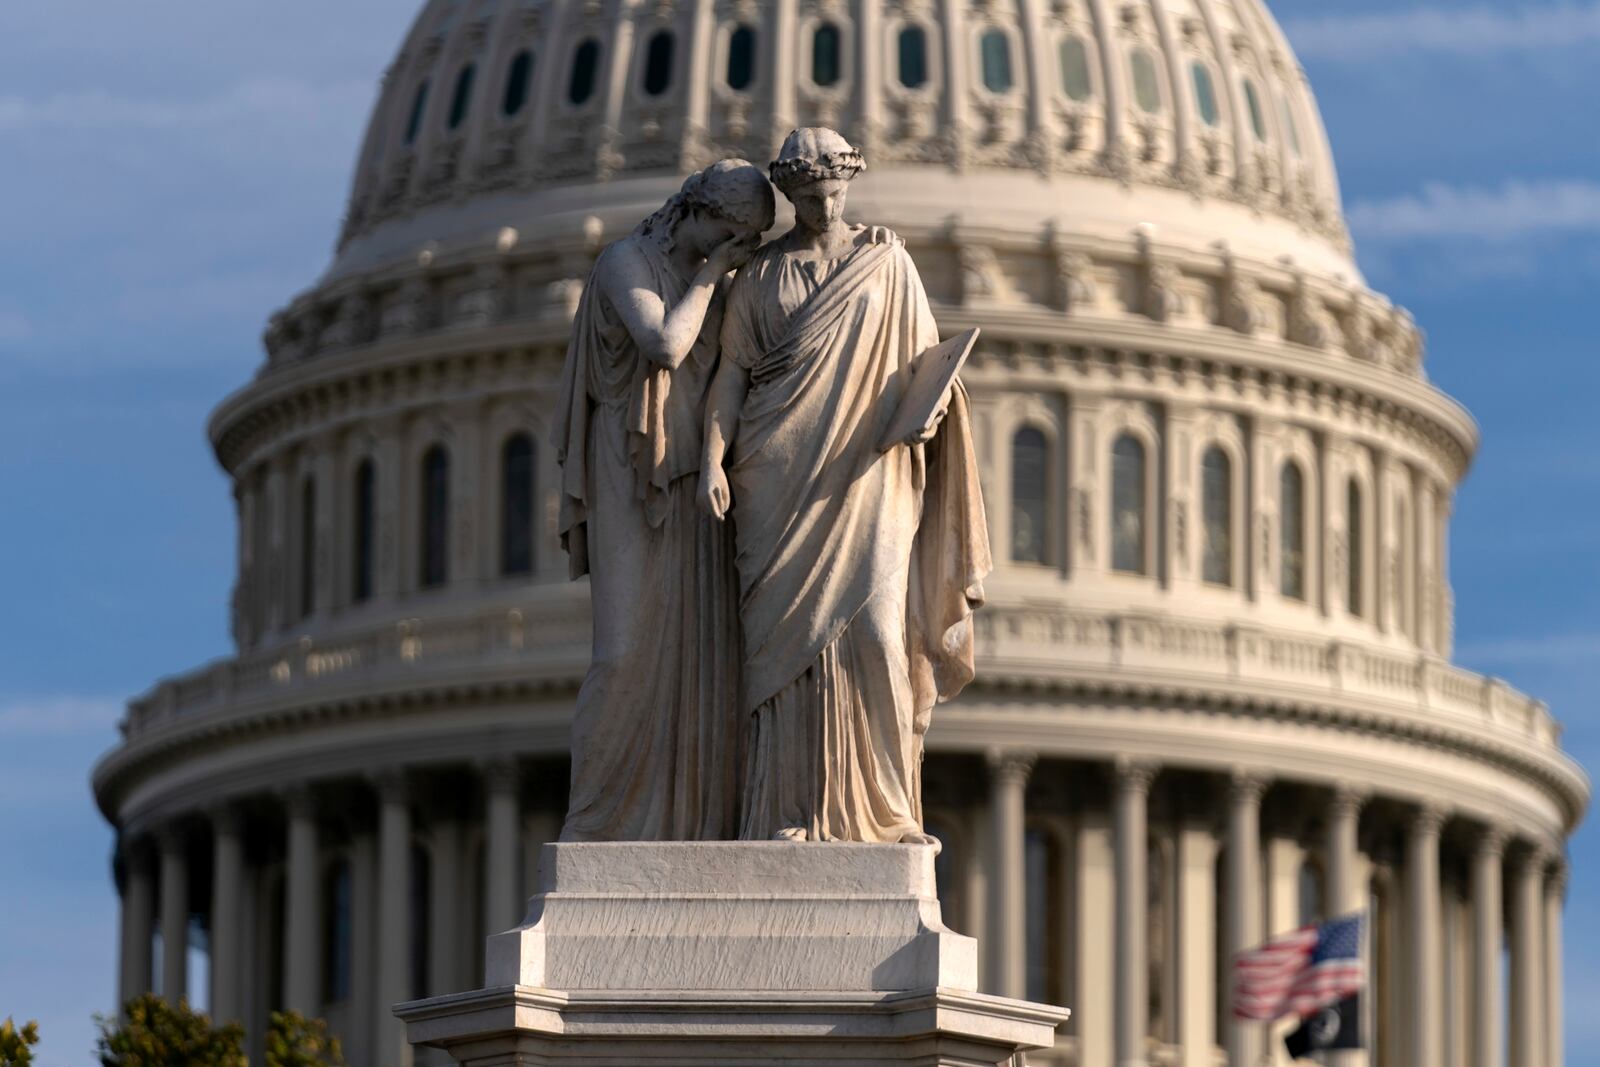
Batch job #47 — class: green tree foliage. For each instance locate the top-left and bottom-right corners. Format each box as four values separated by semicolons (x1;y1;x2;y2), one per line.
0;1018;40;1067
95;995;246;1067
264;1012;346;1067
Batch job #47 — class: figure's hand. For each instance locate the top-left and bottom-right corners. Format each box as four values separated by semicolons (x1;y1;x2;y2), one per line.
709;233;761;275
699;463;732;520
863;225;901;246
902;402;949;446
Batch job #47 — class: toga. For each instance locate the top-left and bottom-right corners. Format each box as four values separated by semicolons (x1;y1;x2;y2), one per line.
720;234;991;842
552;234;744;842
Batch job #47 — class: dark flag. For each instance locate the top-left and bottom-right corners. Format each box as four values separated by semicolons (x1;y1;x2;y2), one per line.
1285;994;1362;1059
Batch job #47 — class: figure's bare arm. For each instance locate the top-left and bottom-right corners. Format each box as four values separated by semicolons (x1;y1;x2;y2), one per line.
698;356;750;520
600;236;758;370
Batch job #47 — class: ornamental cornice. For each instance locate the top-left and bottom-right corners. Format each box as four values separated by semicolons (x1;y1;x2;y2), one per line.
210;261;1476;484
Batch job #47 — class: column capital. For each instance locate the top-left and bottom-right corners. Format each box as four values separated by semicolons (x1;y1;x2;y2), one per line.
1547;856;1570;897
1114;756;1158;796
986;748;1037;787
155;822;188;855
1474;821;1510;859
1228;768;1268;805
478;756;523;794
370;767;410;805
208;802;246;838
1412;803;1448;838
1328;784;1368;820
280;783;319;821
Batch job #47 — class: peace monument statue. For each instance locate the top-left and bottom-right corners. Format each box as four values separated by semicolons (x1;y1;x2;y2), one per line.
555;127;990;846
401;130;1062;1067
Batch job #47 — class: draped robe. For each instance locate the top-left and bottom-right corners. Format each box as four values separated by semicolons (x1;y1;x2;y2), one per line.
552;234;743;842
720;234;992;842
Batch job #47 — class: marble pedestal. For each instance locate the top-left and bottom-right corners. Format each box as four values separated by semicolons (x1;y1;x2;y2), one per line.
397;842;1069;1066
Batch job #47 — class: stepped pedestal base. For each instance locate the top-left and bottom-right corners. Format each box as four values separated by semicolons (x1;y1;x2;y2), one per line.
396;842;1069;1067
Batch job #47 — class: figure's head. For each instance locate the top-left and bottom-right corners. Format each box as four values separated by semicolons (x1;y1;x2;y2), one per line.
769;127;865;233
670;159;776;257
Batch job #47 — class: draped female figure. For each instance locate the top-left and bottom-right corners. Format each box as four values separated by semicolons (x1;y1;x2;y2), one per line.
701;129;991;844
554;160;775;841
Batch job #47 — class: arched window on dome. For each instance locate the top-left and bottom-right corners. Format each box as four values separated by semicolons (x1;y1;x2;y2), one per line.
299;475;316;619
1201;447;1233;587
352;460;376;604
1112;434;1148;575
501;433;536;577
1280;461;1307;601
643;29;675;96
503;51;534;117
1280;93;1302;156
726;25;758;91
1059;36;1093;101
322;859;352;1003
1130;48;1163;114
405;80;431;145
420;445;450;589
569;38;601;105
980;28;1014;93
1243;78;1268;141
447;63;476;130
1346;478;1364;618
1025;827;1063;1005
897;25;929;89
1191;61;1220;127
812;22;843;88
1011;427;1050;565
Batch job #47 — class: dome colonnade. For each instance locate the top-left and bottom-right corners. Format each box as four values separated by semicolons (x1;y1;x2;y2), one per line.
94;1;1585;1065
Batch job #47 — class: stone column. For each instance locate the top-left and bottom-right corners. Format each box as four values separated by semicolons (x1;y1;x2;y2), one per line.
428;818;464;997
348;831;377;1067
1408;806;1445;1067
284;787;321;1015
158;827;189;1003
483;759;523;934
1075;809;1115;1066
1472;826;1507;1067
1114;759;1155;1067
986;750;1034;999
1544;862;1565;1067
1508;847;1545;1067
375;772;414;1067
119;839;156;1009
209;806;245;1024
1224;773;1265;1067
1326;788;1365;916
1174;816;1217;1067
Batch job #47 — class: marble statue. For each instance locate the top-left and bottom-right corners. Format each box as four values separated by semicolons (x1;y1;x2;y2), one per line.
553;159;775;842
701;128;992;844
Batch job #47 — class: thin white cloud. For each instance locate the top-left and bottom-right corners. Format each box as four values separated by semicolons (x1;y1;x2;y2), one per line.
0;696;122;738
0;78;372;135
1348;179;1600;242
1286;4;1600;60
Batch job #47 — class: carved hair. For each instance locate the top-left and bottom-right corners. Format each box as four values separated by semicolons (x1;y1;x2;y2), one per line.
638;159;776;250
769;127;866;193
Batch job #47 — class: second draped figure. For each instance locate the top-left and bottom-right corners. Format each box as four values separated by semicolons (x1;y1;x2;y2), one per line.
553;128;992;846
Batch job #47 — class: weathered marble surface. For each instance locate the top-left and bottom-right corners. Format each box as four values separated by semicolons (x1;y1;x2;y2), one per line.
400;842;1067;1066
486;842;974;993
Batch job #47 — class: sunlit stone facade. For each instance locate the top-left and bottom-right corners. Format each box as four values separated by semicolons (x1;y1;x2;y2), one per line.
94;1;1587;1065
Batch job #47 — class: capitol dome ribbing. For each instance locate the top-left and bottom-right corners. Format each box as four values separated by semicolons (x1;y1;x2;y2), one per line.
95;2;1586;1066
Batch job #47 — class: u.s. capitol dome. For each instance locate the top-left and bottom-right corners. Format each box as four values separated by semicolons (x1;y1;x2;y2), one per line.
94;1;1587;1065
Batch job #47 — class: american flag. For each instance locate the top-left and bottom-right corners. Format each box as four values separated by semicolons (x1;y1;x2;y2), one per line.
1233;912;1365;1021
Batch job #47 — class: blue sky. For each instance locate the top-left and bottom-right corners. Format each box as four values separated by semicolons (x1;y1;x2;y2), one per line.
1;1;1596;1063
